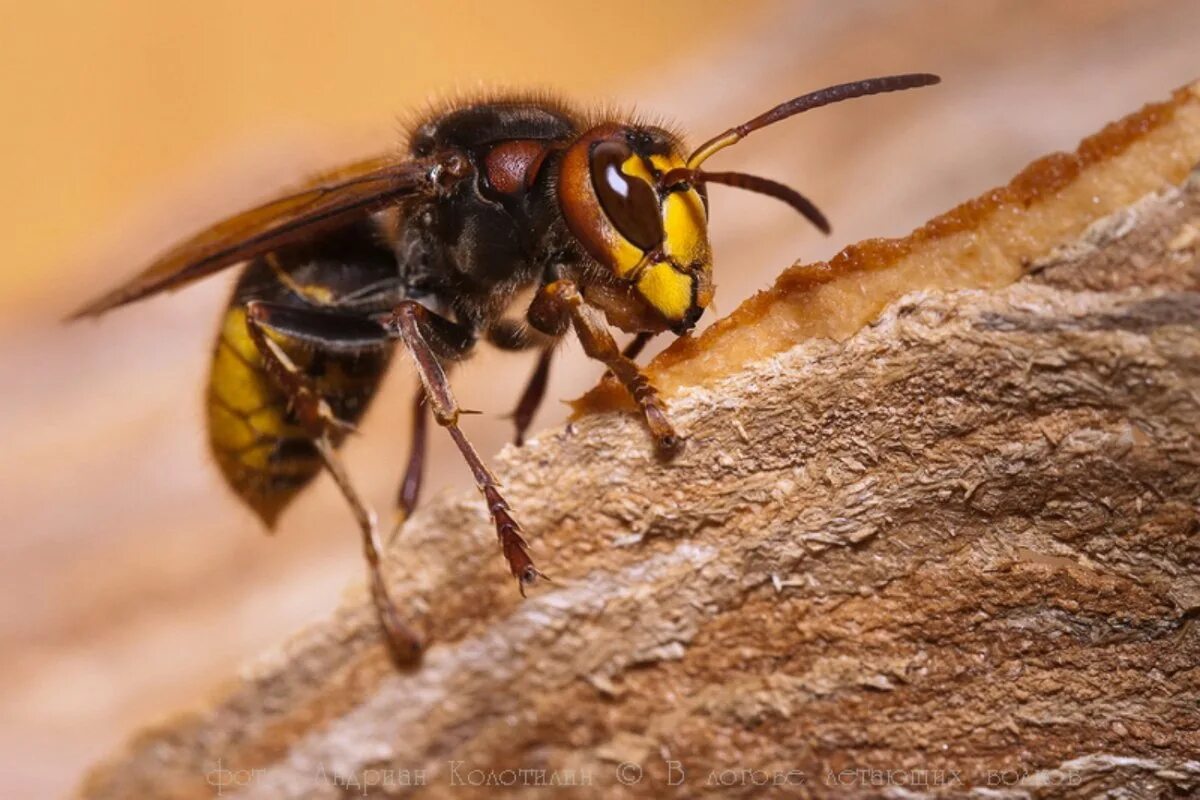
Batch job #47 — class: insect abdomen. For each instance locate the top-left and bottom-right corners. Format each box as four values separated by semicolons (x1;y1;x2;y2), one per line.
205;243;397;527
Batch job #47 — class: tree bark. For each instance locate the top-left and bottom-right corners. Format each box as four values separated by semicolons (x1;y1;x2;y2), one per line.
80;89;1200;799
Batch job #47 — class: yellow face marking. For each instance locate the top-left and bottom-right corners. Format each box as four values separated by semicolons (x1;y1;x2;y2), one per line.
636;261;694;322
621;154;655;184
609;233;646;277
662;190;708;265
606;153;711;283
649;154;684;174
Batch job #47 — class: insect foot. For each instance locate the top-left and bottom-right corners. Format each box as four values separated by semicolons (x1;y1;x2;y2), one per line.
372;581;424;669
481;484;545;596
643;403;684;458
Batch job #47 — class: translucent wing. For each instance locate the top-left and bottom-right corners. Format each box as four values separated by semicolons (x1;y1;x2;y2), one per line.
70;156;430;318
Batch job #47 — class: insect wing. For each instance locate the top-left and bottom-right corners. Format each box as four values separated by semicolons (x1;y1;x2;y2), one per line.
71;156;429;318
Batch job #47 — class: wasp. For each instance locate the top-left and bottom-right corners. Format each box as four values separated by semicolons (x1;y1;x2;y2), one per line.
72;74;939;666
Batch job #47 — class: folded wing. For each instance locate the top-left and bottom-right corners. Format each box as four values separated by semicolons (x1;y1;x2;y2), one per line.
70;156;430;318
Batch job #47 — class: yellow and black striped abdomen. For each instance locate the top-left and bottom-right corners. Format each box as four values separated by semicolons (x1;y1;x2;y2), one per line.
205;223;400;528
206;303;393;527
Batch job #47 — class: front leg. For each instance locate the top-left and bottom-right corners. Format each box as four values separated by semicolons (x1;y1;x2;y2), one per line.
528;280;681;456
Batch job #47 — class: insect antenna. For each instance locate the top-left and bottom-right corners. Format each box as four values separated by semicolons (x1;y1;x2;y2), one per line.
660;168;831;234
686;73;941;169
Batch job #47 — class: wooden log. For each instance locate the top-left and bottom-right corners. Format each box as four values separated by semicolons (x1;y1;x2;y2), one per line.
80;83;1200;799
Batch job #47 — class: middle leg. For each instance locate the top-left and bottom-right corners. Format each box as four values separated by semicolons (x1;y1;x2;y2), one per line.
382;301;544;592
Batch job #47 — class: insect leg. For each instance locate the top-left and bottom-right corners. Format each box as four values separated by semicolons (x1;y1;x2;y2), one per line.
593;331;658;384
529;280;681;455
509;348;553;446
382;301;543;592
243;300;422;667
486;319;556;445
621;331;654;361
508;332;648;447
242;301;382;435
390;388;428;540
312;436;422;667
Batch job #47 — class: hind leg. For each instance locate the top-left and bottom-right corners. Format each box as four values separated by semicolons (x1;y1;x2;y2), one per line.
243;300;422;668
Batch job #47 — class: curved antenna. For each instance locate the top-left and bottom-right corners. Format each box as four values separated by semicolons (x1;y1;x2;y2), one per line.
687;73;941;169
661;168;831;234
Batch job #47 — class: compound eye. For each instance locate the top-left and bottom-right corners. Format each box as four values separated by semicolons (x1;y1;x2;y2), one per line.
589;140;664;251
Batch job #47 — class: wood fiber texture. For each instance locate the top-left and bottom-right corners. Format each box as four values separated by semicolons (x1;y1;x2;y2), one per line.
80;127;1200;799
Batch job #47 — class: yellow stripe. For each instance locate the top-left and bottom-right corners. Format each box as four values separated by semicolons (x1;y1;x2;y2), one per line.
636;261;693;321
662;191;708;265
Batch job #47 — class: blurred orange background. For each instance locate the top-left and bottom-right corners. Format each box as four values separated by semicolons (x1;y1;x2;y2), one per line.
1;1;1197;796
